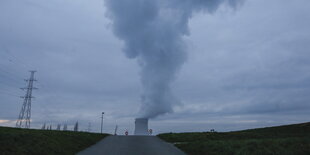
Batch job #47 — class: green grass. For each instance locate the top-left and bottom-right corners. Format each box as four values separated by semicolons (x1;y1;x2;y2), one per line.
0;126;109;155
158;122;310;155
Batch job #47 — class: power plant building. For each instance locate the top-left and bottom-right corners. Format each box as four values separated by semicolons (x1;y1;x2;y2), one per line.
134;118;148;135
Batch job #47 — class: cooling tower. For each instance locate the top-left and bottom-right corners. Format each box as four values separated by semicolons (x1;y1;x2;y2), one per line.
134;118;148;135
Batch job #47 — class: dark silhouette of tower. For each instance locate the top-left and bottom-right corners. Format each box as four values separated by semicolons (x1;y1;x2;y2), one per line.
16;71;37;128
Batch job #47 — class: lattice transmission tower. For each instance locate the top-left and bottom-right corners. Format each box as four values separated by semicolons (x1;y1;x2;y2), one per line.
16;71;37;128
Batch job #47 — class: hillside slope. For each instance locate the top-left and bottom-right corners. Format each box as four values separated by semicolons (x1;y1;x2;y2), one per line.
158;122;310;155
0;126;108;155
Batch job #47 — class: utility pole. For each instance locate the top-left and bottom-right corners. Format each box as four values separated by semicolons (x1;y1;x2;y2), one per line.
63;124;67;131
114;125;118;135
74;121;79;132
88;122;91;132
56;124;61;130
16;71;37;128
101;112;104;134
41;123;46;130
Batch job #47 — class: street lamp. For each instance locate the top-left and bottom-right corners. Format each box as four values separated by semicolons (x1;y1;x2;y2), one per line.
101;112;104;134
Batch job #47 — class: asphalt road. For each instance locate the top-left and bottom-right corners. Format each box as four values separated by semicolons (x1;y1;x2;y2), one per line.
77;135;186;155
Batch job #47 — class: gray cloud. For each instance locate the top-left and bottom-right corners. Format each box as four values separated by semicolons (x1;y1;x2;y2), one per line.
104;0;243;118
0;0;309;134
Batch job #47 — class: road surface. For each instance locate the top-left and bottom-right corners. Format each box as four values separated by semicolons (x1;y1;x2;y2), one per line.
77;135;186;155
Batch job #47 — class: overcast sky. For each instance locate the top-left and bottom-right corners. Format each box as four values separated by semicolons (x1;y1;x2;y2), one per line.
0;0;309;134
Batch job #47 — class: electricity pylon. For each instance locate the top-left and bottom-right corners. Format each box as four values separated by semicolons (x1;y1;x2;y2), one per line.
63;124;67;131
16;71;37;128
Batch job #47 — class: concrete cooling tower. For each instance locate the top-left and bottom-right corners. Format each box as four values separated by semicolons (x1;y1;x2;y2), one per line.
134;118;148;135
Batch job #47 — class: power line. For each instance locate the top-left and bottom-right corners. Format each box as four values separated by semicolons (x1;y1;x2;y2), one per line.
0;48;38;91
0;90;20;97
0;80;24;98
0;67;25;84
1;48;35;70
0;85;21;94
0;80;21;88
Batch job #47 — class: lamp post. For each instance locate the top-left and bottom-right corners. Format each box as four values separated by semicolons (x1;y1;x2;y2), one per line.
101;112;104;134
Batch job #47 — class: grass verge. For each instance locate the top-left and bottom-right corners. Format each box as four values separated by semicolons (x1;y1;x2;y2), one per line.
158;122;310;155
0;126;109;155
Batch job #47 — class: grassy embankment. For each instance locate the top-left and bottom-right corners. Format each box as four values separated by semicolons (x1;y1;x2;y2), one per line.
0;126;109;155
158;122;310;155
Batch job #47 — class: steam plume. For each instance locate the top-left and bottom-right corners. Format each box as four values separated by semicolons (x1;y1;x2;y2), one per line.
104;0;242;118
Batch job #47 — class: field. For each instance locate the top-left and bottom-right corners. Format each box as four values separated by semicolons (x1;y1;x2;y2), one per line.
158;122;310;155
0;126;108;155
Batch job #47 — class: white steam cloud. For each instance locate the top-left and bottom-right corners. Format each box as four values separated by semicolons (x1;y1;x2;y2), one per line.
104;0;243;118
